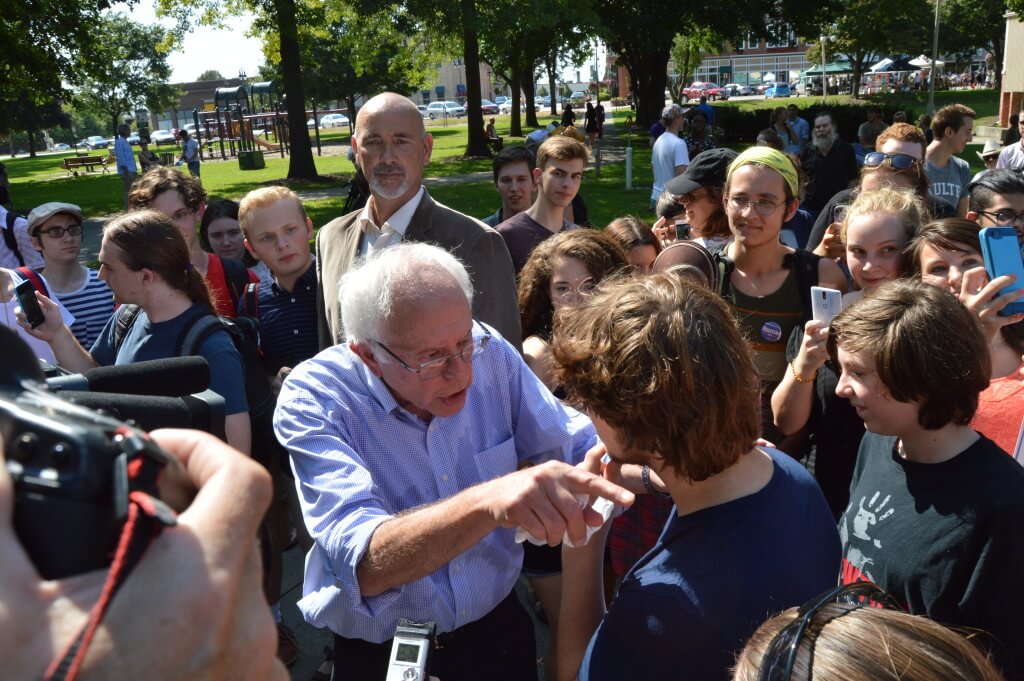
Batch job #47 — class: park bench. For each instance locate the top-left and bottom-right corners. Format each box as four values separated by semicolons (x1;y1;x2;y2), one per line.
62;155;112;177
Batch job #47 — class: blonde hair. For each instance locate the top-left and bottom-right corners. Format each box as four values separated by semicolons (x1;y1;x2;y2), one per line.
238;186;307;238
840;186;929;245
734;604;1005;681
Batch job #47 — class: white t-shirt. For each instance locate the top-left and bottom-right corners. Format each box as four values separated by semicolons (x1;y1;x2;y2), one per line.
0;269;75;364
0;206;45;270
651;132;690;200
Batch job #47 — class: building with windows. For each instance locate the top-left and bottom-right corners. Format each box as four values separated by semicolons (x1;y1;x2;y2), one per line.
676;30;812;88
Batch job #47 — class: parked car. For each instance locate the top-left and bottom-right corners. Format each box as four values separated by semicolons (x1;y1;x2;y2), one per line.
721;83;753;97
53;143;70;151
498;101;513;114
81;135;109;150
479;99;500;115
494;96;509;106
150;129;177;145
426;101;465;119
319;113;350;128
569;91;589;104
681;82;728;101
764;82;792;98
417;105;430;119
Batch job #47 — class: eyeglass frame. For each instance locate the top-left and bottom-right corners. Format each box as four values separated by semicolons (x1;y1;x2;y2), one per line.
976;209;1024;227
36;224;84;239
756;581;901;681
725;196;787;216
863;152;921;171
373;323;491;381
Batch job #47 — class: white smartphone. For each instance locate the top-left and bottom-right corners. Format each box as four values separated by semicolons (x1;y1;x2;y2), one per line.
810;286;843;325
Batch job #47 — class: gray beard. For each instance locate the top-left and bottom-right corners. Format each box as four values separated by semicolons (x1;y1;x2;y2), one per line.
369;173;409;200
813;131;838;152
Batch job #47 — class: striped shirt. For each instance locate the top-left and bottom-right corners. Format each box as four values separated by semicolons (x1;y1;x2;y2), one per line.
114;136;137;174
274;322;596;642
55;268;116;348
237;261;318;374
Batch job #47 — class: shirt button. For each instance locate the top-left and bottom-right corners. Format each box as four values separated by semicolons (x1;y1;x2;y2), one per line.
453;564;461;573
293;329;299;335
442;474;449;481
291;297;296;303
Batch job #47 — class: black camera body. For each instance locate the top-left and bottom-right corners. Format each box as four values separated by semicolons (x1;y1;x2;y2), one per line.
3;383;173;580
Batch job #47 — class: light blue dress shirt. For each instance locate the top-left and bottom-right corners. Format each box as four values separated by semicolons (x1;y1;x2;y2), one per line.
114;136;136;174
274;322;596;642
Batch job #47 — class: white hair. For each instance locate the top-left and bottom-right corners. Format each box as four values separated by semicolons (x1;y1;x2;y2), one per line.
339;242;474;345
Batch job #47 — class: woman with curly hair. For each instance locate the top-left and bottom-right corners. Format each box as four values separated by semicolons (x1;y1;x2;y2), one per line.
519;229;628;391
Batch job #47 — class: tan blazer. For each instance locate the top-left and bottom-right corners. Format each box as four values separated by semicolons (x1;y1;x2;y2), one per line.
315;191;522;351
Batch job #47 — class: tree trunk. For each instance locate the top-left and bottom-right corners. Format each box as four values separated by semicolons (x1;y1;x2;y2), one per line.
509;70;522;137
461;0;488;157
991;38;1004;91
520;66;539;128
26;126;37;158
621;46;670;129
547;48;558;117
274;0;318;179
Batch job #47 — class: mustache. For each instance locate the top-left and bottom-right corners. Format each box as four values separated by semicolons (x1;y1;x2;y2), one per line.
373;163;406;176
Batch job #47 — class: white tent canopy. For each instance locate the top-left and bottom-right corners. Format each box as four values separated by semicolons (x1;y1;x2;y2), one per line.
909;55;945;68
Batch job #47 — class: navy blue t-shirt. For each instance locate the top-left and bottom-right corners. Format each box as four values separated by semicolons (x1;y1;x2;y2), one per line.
578;449;841;681
90;303;248;415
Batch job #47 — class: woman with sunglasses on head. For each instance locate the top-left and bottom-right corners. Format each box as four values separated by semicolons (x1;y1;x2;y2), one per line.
771;187;927;517
718;147;847;444
733;582;1007;681
515;228;627;680
828;279;1024;680
808;123;954;260
907;218;1024;454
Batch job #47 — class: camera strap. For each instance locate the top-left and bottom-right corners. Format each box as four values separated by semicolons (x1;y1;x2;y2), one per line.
42;452;177;681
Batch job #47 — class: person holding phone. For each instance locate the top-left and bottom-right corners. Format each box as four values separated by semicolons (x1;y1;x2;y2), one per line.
716;146;846;445
770;187;927;517
829;279;1024;681
1;267;75;365
908;218;1024;454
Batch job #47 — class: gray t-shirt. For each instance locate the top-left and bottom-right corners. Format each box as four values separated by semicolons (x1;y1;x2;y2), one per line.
925;155;972;209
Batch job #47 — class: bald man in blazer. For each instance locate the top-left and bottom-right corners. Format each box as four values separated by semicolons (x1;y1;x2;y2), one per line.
315;92;521;350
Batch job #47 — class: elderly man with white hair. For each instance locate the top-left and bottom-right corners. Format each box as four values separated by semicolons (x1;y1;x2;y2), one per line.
274;242;634;681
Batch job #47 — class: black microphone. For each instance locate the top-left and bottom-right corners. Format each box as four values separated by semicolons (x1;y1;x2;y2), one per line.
47;357;211;396
57;389;225;438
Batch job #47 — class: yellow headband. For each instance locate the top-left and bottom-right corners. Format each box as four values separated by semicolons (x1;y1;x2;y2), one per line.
726;146;799;199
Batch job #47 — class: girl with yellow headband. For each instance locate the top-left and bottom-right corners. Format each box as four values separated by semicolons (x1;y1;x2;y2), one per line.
719;146;847;444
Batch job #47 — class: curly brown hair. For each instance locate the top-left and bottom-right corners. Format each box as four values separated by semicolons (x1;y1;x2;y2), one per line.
552;273;761;481
128;166;207;213
518;230;628;339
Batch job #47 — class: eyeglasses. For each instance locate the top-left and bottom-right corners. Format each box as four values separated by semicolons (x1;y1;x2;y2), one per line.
680;191;710;205
40;225;83;239
375;326;490;381
757;581;901;681
726;197;785;216
863;152;920;171
976;209;1024;227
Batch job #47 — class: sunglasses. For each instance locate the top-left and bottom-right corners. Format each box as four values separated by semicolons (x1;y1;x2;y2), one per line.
756;581;901;681
863;152;920;171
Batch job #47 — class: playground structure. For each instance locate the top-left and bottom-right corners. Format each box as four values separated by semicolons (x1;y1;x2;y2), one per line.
189;82;351;165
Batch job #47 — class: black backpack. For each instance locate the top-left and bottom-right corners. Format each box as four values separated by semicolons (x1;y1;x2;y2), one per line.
4;210;26;267
112;304;275;422
220;256;254;313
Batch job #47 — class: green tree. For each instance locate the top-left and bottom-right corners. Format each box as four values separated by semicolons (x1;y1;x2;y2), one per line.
196;69;226;81
75;13;179;134
158;0;320;180
940;0;1007;89
813;0;931;98
0;92;71;157
668;29;724;104
289;1;441;118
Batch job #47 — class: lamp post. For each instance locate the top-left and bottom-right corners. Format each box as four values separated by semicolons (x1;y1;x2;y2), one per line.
821;33;827;105
927;0;941;114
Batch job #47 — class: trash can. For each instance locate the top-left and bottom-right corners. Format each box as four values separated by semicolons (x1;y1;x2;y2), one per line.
159;152;175;165
238;150;266;170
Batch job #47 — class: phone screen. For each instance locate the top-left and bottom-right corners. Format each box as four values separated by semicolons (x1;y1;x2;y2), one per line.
832;204;849;225
15;281;45;329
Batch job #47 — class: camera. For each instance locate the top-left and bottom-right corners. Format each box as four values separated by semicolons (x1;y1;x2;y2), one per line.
1;328;177;580
385;619;435;681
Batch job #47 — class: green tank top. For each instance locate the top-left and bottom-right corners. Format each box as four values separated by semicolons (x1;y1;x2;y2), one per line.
728;267;803;385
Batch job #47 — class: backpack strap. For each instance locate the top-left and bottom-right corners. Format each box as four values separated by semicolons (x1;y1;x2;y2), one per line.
113;304;145;355
175;309;224;358
242;282;259;318
219;257;251;310
4;211;25;267
15;266;51;299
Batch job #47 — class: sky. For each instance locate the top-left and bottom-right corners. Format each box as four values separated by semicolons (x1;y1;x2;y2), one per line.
114;0;266;84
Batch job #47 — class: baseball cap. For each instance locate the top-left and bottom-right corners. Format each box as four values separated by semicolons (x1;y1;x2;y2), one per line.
664;147;738;196
26;202;84;235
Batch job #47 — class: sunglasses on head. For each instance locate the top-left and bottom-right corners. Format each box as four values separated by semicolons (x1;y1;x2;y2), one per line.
863;152;920;171
757;581;901;681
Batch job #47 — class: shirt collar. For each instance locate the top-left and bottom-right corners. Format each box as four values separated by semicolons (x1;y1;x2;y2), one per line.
270;258;317;296
356;186;424;239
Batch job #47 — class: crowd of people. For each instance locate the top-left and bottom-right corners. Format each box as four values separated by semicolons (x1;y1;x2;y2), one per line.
2;91;1024;681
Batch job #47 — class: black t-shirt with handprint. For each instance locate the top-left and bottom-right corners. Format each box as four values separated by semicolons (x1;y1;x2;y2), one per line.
840;432;1024;681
